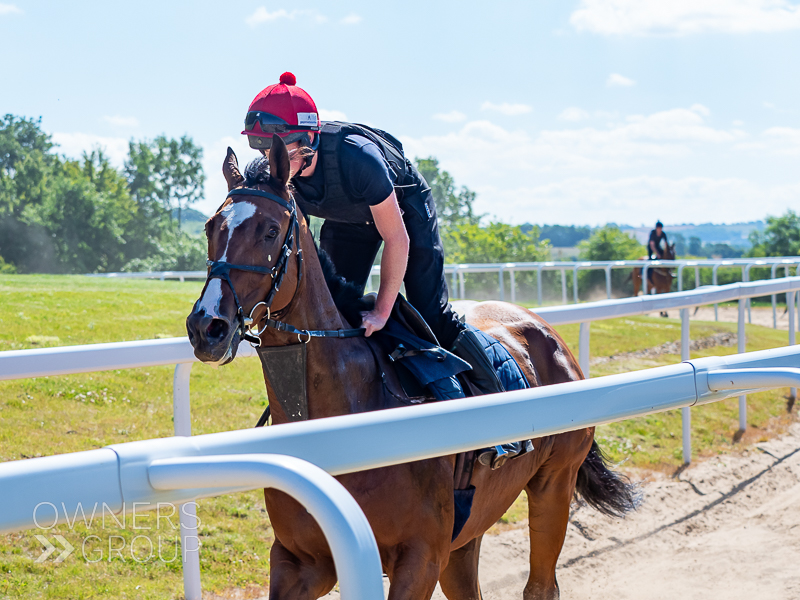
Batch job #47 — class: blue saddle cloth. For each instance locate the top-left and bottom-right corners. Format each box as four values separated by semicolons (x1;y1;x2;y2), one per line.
375;318;529;402
466;325;530;392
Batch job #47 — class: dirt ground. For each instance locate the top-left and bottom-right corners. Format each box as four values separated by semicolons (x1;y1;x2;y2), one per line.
313;422;800;600
650;304;794;330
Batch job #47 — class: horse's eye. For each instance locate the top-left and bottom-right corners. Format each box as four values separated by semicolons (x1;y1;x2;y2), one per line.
265;227;279;240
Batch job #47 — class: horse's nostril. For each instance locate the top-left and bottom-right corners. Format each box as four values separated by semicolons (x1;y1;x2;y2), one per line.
207;318;229;340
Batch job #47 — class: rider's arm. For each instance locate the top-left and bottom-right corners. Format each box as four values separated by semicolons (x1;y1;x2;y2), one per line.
361;191;409;336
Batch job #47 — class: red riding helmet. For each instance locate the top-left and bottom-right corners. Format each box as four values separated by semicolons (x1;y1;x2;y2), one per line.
242;72;320;151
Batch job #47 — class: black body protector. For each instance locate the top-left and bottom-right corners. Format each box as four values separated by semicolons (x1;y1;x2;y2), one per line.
291;121;415;223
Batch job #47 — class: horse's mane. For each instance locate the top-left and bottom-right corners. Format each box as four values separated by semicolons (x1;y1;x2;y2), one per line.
243;157;372;327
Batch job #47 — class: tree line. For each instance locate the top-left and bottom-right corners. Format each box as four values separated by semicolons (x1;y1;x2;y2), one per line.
0;114;205;274
2;113;798;283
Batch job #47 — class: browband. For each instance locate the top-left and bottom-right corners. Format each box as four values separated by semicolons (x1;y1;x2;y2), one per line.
227;187;294;212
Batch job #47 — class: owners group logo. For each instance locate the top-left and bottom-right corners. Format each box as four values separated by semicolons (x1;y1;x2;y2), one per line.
31;501;199;564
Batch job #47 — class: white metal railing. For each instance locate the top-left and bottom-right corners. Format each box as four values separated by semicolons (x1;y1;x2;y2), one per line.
2;346;800;599
4;276;800;597
87;257;800;322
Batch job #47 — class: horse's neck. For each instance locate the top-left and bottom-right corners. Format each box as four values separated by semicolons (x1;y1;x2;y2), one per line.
262;229;383;422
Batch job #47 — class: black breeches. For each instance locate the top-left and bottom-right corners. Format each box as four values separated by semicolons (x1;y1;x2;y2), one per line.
318;187;462;348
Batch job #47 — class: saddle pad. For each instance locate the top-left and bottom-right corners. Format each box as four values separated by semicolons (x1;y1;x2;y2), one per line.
466;325;530;391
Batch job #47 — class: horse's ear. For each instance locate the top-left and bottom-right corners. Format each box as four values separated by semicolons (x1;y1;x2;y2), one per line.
223;147;244;191
268;134;291;189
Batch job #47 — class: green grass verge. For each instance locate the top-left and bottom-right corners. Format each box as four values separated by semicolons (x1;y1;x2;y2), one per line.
1;275;797;597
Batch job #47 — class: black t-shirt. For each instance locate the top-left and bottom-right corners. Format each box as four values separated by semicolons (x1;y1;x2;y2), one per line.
296;134;395;209
649;229;668;255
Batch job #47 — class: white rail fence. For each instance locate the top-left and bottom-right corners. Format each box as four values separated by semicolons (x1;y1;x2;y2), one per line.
88;257;800;326
4;276;800;598
2;346;800;599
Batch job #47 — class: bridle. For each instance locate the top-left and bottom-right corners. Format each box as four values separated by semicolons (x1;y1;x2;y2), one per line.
205;186;365;347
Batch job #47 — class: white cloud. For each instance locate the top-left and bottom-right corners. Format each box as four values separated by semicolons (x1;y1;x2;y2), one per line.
736;127;800;156
319;108;347;122
433;110;467;123
0;3;21;15
340;13;362;25
606;73;635;87
480;102;533;116
246;7;326;26
558;107;591;122
51;132;130;168
101;115;139;128
570;0;800;36
402;106;741;188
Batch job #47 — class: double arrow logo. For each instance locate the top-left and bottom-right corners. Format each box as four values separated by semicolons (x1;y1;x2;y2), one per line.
34;535;74;563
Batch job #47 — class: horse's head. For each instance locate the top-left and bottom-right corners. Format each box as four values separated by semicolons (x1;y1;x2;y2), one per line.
665;242;676;260
186;136;300;365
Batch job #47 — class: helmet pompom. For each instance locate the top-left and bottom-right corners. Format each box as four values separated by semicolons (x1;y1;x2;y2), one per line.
279;72;297;86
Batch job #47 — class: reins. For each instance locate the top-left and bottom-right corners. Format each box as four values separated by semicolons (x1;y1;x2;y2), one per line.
205;186;365;346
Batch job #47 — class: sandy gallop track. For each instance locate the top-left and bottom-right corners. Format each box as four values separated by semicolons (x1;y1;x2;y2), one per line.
454;423;800;600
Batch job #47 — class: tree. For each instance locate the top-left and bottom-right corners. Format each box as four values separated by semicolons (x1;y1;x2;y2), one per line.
688;236;703;256
125;135;204;228
747;210;800;257
414;157;481;231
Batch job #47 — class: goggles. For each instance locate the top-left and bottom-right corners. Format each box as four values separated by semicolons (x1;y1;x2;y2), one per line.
244;111;318;134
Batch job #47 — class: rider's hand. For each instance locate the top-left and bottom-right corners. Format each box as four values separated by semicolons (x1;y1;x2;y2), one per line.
360;309;389;337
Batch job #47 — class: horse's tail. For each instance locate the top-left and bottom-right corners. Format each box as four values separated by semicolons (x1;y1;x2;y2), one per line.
574;440;640;517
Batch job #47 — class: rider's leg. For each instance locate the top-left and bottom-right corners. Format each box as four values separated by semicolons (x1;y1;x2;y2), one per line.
399;188;503;394
401;187;526;469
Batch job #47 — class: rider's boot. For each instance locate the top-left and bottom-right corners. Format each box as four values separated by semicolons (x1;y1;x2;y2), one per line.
450;327;533;469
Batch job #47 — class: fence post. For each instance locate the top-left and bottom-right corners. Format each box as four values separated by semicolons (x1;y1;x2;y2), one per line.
641;263;649;296
173;363;201;600
509;269;516;304
458;269;465;300
738;299;747;432
695;266;700;290
771;263;779;329
561;269;567;305
498;266;505;302
573;266;580;304
537;266;543;306
790;290;797;401
680;308;691;464
605;265;612;299
677;264;685;292
744;265;753;324
713;264;720;321
579;322;590;378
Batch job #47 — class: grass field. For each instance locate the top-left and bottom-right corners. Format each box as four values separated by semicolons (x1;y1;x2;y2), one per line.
1;274;797;599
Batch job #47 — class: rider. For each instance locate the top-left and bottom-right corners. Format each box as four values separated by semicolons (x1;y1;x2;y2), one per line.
241;72;506;403
648;221;669;260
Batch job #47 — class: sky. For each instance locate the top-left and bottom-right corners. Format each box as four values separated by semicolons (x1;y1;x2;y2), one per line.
2;0;799;226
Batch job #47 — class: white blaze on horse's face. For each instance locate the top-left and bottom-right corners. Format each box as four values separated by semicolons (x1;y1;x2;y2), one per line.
198;278;224;318
220;201;258;261
197;200;258;318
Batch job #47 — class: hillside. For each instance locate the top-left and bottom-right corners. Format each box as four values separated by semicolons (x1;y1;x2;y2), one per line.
172;207;209;237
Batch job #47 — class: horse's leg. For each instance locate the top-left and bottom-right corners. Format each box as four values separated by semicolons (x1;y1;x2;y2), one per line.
267;538;337;600
439;535;483;600
523;443;586;600
385;544;443;600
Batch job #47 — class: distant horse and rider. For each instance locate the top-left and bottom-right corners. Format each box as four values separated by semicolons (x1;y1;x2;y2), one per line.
186;138;637;600
631;221;676;316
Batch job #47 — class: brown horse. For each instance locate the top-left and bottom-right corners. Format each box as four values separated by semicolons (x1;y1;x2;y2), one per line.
632;243;676;316
186;137;636;600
